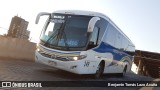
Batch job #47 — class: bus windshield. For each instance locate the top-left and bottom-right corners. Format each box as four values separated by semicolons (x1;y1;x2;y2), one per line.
40;14;92;51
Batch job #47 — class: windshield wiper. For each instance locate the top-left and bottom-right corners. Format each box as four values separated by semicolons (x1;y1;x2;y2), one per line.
59;17;70;50
44;16;70;50
44;23;64;46
62;31;70;50
55;21;70;50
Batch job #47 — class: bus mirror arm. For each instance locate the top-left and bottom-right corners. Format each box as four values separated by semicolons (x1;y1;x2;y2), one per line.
87;17;100;32
35;12;51;24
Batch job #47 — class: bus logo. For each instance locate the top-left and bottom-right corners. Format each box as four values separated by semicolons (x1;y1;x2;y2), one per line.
84;61;90;67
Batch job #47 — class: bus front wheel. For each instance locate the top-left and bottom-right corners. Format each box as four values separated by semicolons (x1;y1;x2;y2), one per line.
95;61;104;79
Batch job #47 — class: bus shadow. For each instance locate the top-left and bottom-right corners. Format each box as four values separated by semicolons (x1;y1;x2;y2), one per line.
40;68;93;80
39;68;126;81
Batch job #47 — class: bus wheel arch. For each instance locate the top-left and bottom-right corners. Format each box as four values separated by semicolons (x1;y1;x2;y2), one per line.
95;60;105;79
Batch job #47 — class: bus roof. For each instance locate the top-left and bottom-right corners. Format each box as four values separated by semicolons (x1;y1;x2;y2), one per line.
53;10;109;20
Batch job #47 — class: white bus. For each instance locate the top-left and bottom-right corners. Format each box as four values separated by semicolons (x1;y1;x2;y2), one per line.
35;10;135;78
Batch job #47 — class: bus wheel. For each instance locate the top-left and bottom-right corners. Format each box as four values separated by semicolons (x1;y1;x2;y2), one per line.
95;61;104;79
119;65;127;77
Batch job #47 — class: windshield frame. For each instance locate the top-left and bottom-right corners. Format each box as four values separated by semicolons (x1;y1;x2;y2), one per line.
40;13;93;51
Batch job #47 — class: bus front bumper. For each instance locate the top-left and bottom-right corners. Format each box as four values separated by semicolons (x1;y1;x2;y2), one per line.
35;51;96;74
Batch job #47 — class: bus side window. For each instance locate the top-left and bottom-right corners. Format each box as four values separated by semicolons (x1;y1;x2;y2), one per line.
106;24;116;47
115;32;122;50
88;27;99;49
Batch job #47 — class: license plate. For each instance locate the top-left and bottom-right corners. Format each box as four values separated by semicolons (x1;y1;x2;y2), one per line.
48;60;57;66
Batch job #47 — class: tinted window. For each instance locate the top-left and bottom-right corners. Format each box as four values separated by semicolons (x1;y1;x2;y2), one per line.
40;14;92;51
90;27;99;45
115;32;122;50
106;24;116;46
95;18;109;44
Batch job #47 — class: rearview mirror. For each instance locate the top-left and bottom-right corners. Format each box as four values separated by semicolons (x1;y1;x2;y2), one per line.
35;12;50;24
87;17;100;32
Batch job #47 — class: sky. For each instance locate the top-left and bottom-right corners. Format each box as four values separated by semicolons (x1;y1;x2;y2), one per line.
0;0;160;53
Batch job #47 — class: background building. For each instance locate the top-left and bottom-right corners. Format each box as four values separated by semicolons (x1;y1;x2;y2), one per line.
7;16;30;39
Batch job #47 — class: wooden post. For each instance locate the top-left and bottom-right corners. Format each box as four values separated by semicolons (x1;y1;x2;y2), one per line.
138;59;143;75
137;50;143;75
143;65;146;76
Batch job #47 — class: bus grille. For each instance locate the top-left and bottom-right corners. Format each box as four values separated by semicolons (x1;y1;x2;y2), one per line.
39;52;70;61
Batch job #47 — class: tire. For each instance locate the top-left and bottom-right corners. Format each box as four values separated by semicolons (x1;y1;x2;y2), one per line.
119;65;127;77
95;62;104;79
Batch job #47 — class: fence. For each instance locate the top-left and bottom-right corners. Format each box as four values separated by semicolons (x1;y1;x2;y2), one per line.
134;50;160;78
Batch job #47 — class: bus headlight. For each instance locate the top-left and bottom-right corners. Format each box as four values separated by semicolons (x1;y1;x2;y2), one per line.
73;57;78;60
36;44;40;52
67;55;87;61
37;48;40;52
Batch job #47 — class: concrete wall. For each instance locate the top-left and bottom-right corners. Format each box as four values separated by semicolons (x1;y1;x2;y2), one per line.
0;36;36;61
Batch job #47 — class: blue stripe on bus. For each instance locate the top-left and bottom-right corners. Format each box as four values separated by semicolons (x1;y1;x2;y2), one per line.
93;42;132;62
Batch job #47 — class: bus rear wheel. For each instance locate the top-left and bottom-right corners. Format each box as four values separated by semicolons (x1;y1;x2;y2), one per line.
95;61;104;79
119;65;127;77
